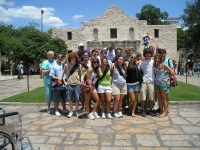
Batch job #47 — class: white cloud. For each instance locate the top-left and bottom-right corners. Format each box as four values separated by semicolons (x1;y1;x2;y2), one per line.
0;0;14;7
72;14;84;22
0;5;67;27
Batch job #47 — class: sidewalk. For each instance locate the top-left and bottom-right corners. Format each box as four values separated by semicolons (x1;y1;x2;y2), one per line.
1;104;200;149
176;74;200;87
0;75;44;100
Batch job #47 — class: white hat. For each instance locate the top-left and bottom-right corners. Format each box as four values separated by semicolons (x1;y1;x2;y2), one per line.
78;43;84;47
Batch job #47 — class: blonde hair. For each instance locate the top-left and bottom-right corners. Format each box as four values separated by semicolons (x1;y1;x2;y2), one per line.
47;51;54;56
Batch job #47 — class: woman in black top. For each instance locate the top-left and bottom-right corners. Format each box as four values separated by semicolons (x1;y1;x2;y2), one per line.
125;53;141;117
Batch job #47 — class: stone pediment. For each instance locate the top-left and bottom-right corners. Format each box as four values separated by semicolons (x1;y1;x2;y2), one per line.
82;5;139;26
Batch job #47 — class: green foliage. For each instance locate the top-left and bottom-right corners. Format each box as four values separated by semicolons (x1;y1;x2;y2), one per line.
177;28;188;49
0;24;67;65
181;0;200;28
136;4;169;25
181;0;200;53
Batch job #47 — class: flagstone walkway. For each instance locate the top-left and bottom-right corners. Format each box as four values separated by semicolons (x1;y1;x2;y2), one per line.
1;104;200;150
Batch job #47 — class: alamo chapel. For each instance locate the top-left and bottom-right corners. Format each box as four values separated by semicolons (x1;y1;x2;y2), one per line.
52;5;178;61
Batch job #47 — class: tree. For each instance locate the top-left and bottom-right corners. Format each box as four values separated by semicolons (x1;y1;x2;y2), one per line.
0;24;67;65
177;28;188;49
181;0;200;54
136;4;169;25
181;0;200;28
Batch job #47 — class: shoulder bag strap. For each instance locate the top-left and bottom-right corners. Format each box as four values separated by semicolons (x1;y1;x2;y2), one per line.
99;65;110;81
117;64;125;79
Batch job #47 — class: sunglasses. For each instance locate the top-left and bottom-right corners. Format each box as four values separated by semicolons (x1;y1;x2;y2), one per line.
57;56;63;59
130;56;136;59
92;61;98;64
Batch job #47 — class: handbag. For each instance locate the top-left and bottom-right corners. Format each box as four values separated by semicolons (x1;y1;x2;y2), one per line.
52;78;63;88
81;82;91;94
170;74;177;87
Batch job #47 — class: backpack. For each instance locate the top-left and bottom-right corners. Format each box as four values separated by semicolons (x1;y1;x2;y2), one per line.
168;59;177;87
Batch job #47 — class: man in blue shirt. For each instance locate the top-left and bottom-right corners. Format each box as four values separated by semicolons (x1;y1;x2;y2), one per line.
49;53;67;117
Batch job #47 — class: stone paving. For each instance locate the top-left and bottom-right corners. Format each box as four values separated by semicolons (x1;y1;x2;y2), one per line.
0;75;200;149
1;104;200;150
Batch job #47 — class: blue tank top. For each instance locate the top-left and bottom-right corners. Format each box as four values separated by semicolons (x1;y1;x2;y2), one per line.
154;67;165;85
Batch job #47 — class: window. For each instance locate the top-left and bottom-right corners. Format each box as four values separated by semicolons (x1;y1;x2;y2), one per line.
129;28;134;39
67;32;72;40
154;29;159;38
110;29;117;38
93;28;98;39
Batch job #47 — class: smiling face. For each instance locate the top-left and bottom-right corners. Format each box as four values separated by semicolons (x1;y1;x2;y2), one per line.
83;52;89;61
117;56;124;66
130;54;136;62
47;53;54;62
101;58;108;67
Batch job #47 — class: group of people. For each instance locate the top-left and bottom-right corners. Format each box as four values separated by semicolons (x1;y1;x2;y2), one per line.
41;42;174;120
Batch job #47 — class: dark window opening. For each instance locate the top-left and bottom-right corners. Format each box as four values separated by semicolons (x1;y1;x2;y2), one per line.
67;32;72;40
154;29;159;38
110;29;117;38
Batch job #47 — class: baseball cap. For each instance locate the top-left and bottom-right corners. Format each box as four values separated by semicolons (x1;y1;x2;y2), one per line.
78;43;84;47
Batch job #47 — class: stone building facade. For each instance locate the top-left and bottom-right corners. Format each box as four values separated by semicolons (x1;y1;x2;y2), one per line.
52;5;178;61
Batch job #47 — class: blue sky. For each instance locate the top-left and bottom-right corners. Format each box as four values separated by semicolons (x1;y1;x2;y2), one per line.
0;0;190;31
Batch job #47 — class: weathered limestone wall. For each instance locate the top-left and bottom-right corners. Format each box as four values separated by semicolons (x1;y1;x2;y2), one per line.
52;5;177;61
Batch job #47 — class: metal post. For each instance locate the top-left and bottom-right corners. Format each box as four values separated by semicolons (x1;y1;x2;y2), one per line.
41;3;43;32
186;64;188;83
0;48;1;75
27;68;29;91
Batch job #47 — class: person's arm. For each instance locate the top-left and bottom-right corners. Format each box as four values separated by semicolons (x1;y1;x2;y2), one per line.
63;64;68;85
86;68;93;88
163;64;174;82
49;66;59;80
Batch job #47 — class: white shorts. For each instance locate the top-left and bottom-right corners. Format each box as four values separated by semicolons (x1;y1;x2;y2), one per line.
98;85;112;93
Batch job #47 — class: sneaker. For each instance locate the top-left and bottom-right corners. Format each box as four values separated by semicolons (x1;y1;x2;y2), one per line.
93;112;100;119
153;102;159;111
67;111;73;118
118;111;123;118
47;107;51;114
62;109;69;114
55;110;61;117
74;111;80;117
102;112;106;119
88;113;95;120
113;112;120;118
149;111;156;117
106;113;113;119
141;109;146;117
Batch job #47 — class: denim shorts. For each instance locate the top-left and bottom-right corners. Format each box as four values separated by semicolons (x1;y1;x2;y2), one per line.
127;83;141;92
53;90;66;103
66;84;81;102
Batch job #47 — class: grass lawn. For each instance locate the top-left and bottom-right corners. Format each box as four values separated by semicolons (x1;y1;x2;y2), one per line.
1;81;200;103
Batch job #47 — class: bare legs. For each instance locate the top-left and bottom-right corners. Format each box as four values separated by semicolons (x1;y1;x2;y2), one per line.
113;94;124;113
100;92;111;114
129;91;138;117
156;90;168;118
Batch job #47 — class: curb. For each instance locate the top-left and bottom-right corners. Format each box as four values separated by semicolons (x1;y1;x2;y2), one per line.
1;101;200;106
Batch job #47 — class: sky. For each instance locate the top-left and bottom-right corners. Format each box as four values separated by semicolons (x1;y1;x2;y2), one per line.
0;0;191;32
